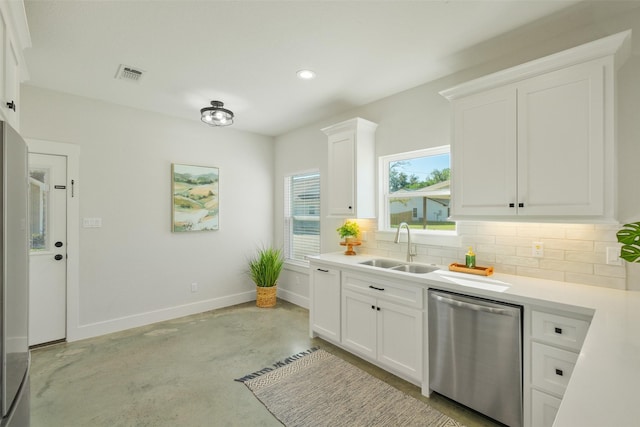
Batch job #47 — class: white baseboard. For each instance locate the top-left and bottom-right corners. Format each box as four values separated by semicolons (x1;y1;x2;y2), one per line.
278;288;309;309
67;291;255;342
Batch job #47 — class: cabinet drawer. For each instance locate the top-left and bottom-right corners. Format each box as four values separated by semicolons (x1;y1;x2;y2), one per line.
531;342;578;396
531;389;561;427
342;273;422;309
532;310;590;351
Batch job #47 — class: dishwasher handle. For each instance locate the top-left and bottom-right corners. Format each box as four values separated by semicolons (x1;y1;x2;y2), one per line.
430;293;517;316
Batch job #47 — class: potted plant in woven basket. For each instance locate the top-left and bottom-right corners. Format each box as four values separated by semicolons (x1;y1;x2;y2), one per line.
248;246;284;308
617;222;640;291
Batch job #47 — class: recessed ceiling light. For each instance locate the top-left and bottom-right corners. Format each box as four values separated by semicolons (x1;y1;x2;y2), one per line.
296;69;316;80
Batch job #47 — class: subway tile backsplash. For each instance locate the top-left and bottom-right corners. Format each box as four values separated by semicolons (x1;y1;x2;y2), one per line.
358;221;626;290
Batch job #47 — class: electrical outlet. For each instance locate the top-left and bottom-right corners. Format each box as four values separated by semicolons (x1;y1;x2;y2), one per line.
191;282;198;293
606;247;623;266
532;242;544;258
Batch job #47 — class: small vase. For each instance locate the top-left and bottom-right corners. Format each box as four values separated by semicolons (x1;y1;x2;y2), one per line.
626;263;640;291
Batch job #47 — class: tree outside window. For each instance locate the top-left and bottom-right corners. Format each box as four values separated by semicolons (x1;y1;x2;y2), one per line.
382;146;454;232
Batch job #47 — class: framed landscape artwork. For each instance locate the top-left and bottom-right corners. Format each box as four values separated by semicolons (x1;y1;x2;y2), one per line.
171;163;219;232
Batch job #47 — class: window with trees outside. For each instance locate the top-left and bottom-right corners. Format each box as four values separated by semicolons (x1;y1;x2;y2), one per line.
380;146;454;233
284;171;320;264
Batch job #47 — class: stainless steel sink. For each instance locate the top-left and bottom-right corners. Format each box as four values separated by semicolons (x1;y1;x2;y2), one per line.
359;259;403;268
359;259;439;274
389;264;439;274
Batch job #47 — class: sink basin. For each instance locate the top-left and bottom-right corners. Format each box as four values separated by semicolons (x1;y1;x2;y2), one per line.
359;259;439;274
359;259;403;268
390;264;439;274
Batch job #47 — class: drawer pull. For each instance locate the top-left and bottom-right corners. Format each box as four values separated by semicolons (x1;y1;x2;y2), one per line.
555;368;564;377
317;268;329;273
368;285;385;291
554;327;563;334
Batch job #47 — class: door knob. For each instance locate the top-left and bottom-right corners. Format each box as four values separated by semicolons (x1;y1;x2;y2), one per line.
54;254;64;261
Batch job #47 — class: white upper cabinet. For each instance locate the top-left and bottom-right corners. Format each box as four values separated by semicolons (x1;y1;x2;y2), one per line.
0;0;31;131
441;30;631;222
322;118;377;218
451;86;517;216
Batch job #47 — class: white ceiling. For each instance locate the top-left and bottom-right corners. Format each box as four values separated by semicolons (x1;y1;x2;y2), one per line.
23;0;599;136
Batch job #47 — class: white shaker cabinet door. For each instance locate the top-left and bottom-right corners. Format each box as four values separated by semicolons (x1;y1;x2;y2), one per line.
517;59;605;217
451;86;517;217
341;289;377;360
377;299;423;382
309;266;341;343
327;132;356;216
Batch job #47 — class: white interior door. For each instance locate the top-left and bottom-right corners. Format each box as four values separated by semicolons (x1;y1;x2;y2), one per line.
28;153;67;346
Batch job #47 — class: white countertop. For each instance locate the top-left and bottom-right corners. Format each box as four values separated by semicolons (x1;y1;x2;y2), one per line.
309;252;640;427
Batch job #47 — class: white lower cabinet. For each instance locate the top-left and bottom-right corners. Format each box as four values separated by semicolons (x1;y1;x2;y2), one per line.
309;261;596;427
341;274;423;384
342;289;377;358
531;342;578;396
531;389;561;427
309;266;341;343
527;309;591;427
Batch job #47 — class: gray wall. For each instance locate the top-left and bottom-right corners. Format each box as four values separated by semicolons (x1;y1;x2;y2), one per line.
21;86;275;338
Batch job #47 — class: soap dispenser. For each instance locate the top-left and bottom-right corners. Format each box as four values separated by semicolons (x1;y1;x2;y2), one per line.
465;247;476;268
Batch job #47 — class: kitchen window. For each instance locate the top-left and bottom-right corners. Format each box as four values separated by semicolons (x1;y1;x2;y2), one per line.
284;171;320;264
380;146;454;233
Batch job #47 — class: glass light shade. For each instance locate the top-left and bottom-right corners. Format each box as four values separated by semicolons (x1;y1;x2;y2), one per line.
200;101;234;126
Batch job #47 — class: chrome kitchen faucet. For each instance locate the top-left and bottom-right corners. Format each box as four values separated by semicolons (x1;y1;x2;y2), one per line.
394;222;416;262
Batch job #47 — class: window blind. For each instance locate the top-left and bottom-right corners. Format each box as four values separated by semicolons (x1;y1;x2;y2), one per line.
284;172;320;262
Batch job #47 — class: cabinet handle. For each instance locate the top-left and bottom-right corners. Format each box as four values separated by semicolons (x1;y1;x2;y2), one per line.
518;202;524;208
554;327;563;334
6;101;15;112
371;305;375;310
376;307;381;311
317;268;329;273
555;368;564;377
509;203;515;208
348;205;352;210
368;285;385;291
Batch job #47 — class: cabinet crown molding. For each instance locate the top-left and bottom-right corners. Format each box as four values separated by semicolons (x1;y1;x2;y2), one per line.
440;30;631;101
321;117;378;136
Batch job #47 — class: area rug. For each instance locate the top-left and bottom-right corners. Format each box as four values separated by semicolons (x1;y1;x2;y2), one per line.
235;348;465;427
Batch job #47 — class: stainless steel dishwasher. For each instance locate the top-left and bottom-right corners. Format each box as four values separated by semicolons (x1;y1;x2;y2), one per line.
428;289;522;427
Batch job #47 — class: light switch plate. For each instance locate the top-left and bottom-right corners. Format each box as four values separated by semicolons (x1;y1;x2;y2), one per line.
83;217;102;228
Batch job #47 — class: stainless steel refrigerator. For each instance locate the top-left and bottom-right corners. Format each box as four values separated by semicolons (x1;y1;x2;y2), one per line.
0;121;30;427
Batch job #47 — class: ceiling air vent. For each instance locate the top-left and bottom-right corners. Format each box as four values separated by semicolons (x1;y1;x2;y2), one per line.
115;64;145;83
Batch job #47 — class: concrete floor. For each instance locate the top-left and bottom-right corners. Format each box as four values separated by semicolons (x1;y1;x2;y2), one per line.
30;300;501;427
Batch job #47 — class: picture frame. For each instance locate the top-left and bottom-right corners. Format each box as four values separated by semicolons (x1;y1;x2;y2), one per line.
171;163;219;232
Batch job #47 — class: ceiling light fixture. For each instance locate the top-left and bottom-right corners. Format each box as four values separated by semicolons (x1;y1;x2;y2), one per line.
200;100;234;127
296;69;316;80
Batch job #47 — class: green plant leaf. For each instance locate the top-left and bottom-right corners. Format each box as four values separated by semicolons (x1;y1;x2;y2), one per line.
336;220;360;239
248;246;284;287
620;245;640;263
616;222;640;245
